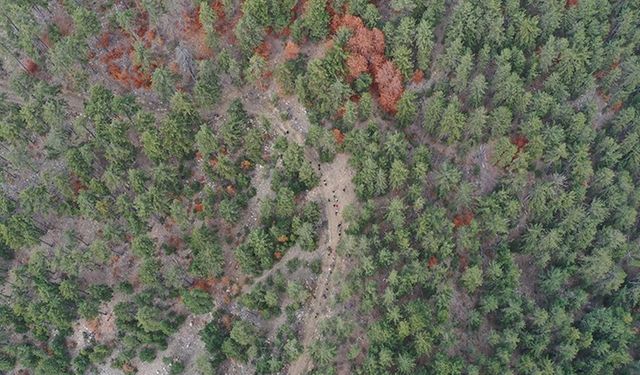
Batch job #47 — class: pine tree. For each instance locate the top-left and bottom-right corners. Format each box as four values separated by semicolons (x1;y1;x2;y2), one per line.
389;159;409;190
395;91;417;127
416;19;434;71
194;60;221;107
151;67;176;102
304;0;330;41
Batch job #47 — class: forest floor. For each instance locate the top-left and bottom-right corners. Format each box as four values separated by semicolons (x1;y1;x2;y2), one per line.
239;83;357;375
108;76;357;374
287;153;356;375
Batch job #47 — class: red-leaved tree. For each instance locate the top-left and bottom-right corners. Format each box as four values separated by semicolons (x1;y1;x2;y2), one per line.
346;53;368;79
375;61;404;113
284;41;300;60
333;14;403;113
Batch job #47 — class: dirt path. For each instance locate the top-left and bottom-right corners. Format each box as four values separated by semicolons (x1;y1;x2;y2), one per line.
241;243;316;294
223;85;358;374
287;153;356;375
133;85;355;374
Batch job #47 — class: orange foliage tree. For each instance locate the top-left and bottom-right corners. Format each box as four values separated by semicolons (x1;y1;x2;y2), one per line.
283;41;300;60
346;53;368;79
412;70;425;83
333;13;404;113
23;59;39;74
453;211;474;228
428;256;438;268
375;61;404;113
332;128;345;145
511;135;529;153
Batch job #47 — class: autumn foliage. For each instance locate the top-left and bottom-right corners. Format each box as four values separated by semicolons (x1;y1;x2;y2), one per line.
23;59;39;75
412;70;425;83
566;0;579;8
99;10;157;89
332;128;345;145
346;53;368;79
375;61;404;113
283;41;300;60
241;160;253;170
453;211;474;228
182;5;213;59
333;14;404;113
511;135;529;153
611;101;624;113
255;41;272;59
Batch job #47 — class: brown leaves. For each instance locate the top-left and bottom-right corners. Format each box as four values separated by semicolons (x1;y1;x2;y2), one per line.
23;59;39;75
193;278;216;292
612;101;624;113
212;1;226;19
346;53;368;79
241;160;253;170
70;174;87;194
182;5;213;59
220;314;234;330
168;236;184;250
412;70;425;83
182;6;203;35
331;14;364;33
453;211;474;228
334;14;403;113
284;41;300;60
332;128;345;145
511;135;529;153
100;30;154;89
565;0;578;8
255;41;272;59
52;7;74;37
348;27;385;60
277;235;288;243
97;32;111;49
375;61;404;113
122;363;137;374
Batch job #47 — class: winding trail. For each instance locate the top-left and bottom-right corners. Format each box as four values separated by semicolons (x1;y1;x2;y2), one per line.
287;153;356;375
231;88;358;374
201;85;358;374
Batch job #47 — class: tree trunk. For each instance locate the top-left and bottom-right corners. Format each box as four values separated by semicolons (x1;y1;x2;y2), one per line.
39;238;53;247
0;41;30;74
79;122;96;139
1;167;16;179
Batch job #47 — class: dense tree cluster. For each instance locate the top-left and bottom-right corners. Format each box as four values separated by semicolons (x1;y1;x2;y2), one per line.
0;0;639;374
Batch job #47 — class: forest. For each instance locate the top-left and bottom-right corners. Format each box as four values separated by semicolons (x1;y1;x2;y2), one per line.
0;0;639;374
